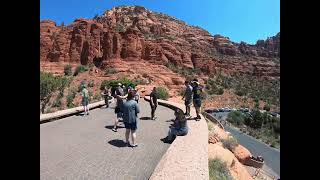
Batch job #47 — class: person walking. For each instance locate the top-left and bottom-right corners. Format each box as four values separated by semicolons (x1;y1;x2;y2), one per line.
182;80;193;118
101;86;110;108
192;79;202;120
121;92;140;147
81;84;90;116
149;87;158;120
112;83;127;132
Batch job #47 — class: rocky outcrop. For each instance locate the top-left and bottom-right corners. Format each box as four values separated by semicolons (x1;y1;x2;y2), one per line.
40;6;280;78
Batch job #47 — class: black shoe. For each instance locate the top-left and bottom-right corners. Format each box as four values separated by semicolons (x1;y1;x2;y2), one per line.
163;139;174;144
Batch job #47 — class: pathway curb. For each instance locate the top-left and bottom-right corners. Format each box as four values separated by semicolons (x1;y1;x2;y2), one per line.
40;97;114;123
145;96;209;180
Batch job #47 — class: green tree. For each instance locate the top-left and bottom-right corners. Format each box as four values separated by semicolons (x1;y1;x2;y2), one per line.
156;87;170;100
64;64;72;76
40;72;59;113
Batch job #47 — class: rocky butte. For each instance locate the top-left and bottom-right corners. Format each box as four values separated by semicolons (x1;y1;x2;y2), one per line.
40;5;279;77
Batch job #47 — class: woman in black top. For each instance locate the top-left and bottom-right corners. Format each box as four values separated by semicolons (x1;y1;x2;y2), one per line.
150;87;158;120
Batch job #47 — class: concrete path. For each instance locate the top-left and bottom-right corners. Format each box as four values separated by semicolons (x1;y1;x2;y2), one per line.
40;99;175;180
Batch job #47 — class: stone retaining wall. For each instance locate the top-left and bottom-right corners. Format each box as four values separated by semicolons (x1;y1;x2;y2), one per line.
145;96;209;180
40;97;114;123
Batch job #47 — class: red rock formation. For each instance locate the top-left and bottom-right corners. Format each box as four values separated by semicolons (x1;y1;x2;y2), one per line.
40;5;280;78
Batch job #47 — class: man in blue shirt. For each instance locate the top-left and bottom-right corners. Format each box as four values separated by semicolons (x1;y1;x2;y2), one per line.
121;92;140;147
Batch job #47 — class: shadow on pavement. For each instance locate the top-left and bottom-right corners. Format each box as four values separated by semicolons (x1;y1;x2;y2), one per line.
165;119;175;122
140;117;152;120
105;125;125;130
108;139;128;147
75;113;85;116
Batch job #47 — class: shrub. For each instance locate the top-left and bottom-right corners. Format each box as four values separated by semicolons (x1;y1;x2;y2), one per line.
263;104;271;111
64;64;72;76
142;73;148;78
93;93;101;101
40;72;60;113
156;87;170;100
100;78;137;90
74;65;88;76
116;24;125;32
105;68;117;75
226;111;246;126
222;137;238;151
66;90;76;108
52;99;62;108
209;158;233;180
55;76;71;96
88;80;95;87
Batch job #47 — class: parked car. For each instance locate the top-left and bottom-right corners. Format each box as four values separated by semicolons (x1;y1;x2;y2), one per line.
231;108;237;111
212;109;219;113
224;107;231;112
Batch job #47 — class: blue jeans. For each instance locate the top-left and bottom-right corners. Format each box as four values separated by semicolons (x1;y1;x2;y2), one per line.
167;128;188;140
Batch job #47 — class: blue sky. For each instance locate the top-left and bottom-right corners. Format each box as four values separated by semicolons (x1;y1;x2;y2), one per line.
40;0;279;44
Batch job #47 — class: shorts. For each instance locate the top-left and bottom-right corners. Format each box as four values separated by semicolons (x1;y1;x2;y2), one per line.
193;99;201;108
82;98;89;106
116;112;123;119
185;99;192;106
124;122;137;130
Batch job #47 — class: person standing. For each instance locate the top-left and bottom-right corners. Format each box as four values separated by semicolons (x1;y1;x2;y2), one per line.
112;83;127;132
192;80;202;120
182;81;193;118
101;86;110;108
81;84;90;116
134;89;140;103
121;92;140;147
149;87;158;120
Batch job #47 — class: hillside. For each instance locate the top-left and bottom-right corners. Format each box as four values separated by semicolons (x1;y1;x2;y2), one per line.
40;5;280;113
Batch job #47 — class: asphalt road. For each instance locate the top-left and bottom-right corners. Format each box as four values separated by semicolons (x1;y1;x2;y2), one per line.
211;112;280;177
40;99;175;180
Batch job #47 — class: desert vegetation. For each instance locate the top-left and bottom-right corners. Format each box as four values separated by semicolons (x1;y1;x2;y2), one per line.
205;72;280;108
209;158;234;180
226;110;280;148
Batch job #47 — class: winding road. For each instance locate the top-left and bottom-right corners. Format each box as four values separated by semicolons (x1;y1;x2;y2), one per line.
211;112;280;177
40;99;175;180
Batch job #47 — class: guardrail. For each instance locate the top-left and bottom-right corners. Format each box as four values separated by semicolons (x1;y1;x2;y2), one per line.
144;96;209;180
40;97;114;123
202;111;225;130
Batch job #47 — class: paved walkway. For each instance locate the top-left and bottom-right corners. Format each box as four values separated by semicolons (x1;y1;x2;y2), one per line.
40;99;175;180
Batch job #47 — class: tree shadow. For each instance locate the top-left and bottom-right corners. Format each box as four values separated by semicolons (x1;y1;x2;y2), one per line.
140;117;152;120
108;139;127;148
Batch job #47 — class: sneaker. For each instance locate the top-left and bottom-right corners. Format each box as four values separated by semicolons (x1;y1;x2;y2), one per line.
153;117;157;120
130;144;138;148
112;128;118;132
